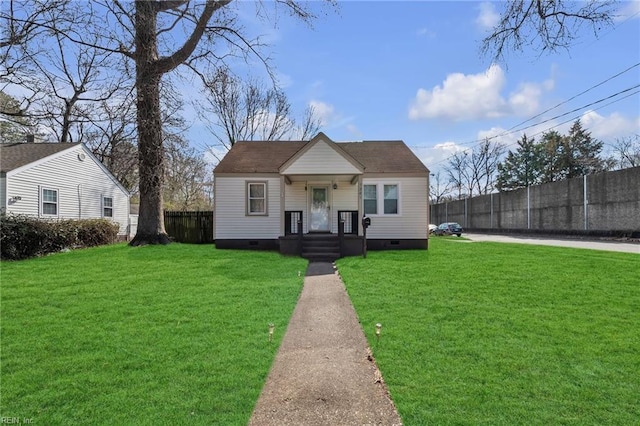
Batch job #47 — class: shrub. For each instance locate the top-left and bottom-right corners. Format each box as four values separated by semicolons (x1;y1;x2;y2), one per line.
76;219;119;247
0;214;120;260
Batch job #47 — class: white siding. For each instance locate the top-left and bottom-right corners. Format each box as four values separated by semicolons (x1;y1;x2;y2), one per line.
5;145;130;235
284;181;308;233
215;176;281;239
281;140;361;175
331;183;358;233
283;181;359;233
362;177;428;239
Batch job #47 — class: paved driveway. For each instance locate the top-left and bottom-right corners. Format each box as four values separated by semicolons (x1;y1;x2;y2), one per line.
464;233;640;254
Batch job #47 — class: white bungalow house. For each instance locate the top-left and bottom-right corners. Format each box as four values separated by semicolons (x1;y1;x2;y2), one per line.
0;142;131;238
213;132;430;259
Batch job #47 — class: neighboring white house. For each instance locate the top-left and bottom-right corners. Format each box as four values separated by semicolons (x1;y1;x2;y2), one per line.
213;132;430;259
0;142;131;238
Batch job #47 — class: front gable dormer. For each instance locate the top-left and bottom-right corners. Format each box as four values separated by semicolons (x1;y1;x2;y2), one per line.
279;132;364;176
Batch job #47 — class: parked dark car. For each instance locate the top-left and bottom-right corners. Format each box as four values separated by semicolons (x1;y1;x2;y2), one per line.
434;222;463;237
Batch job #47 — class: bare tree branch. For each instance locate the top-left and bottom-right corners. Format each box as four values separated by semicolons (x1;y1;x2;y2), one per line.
482;0;616;63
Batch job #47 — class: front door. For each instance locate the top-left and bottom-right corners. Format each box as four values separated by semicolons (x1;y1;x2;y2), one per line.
310;186;330;232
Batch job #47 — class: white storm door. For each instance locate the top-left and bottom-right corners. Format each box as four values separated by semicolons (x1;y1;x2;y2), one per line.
310;186;330;232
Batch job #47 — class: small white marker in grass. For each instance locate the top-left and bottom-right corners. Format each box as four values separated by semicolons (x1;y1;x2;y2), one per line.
268;323;275;343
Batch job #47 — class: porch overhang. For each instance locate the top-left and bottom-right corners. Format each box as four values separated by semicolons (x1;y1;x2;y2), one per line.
280;173;362;185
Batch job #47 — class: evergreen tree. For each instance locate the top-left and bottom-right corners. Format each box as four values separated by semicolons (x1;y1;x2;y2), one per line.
541;130;567;183
497;134;544;190
563;119;606;177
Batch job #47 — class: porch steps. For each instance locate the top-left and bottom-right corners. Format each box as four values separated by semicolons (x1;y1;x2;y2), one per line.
301;234;340;261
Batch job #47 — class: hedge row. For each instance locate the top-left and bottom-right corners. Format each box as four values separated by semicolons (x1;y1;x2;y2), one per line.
0;214;120;260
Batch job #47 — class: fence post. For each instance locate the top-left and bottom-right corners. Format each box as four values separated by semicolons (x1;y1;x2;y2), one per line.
297;219;303;255
490;192;493;229
338;219;344;258
583;175;588;230
527;186;531;229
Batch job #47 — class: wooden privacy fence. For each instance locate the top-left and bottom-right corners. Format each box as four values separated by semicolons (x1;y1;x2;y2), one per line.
164;211;214;243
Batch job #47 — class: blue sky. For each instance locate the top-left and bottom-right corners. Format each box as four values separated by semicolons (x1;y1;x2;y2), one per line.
194;0;640;175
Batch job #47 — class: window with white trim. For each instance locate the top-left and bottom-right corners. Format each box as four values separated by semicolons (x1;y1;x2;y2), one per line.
41;188;58;216
247;181;267;215
384;184;398;214
363;184;377;215
362;183;400;215
103;196;113;217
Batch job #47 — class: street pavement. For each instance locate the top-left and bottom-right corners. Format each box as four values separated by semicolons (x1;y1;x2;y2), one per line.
463;233;639;254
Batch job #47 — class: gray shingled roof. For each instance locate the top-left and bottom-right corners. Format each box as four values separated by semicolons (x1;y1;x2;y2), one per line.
214;140;429;174
0;142;81;172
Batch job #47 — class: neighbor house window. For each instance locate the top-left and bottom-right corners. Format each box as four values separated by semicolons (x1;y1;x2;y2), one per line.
384;184;398;214
247;181;267;215
103;196;113;217
41;188;58;216
363;183;400;215
363;184;377;215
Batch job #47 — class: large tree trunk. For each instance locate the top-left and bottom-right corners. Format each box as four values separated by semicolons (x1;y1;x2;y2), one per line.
130;0;169;246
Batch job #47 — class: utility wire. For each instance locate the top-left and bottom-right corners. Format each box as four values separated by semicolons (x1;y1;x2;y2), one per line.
421;12;640;172
415;62;640;150
421;85;640;167
504;62;640;134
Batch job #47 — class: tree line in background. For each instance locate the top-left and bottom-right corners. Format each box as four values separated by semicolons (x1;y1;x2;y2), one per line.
431;120;639;203
1;0;626;244
0;1;325;220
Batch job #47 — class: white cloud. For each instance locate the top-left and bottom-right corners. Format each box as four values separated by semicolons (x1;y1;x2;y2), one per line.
409;64;509;121
413;141;469;173
476;126;518;147
409;65;554;122
580;110;640;140
508;80;553;116
476;2;500;30
309;100;335;126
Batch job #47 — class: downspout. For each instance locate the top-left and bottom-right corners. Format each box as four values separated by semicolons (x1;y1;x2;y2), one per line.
77;184;82;218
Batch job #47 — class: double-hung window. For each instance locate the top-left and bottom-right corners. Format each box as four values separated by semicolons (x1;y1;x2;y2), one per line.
363;184;378;215
363;183;400;215
247;181;267;215
103;196;113;218
383;184;398;214
41;188;58;216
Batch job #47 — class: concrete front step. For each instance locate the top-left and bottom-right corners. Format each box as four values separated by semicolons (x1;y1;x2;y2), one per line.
302;235;340;261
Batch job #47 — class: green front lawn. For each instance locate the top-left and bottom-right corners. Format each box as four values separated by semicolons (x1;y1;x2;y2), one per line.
3;239;638;425
337;239;640;425
1;244;307;425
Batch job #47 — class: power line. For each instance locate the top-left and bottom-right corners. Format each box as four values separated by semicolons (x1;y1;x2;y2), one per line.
505;62;640;134
415;62;640;151
412;62;640;167
418;84;639;167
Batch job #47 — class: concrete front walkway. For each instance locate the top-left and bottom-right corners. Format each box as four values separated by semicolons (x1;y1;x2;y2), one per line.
248;262;402;426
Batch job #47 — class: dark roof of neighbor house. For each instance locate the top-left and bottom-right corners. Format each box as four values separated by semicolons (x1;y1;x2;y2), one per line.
0;142;81;172
214;140;429;174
